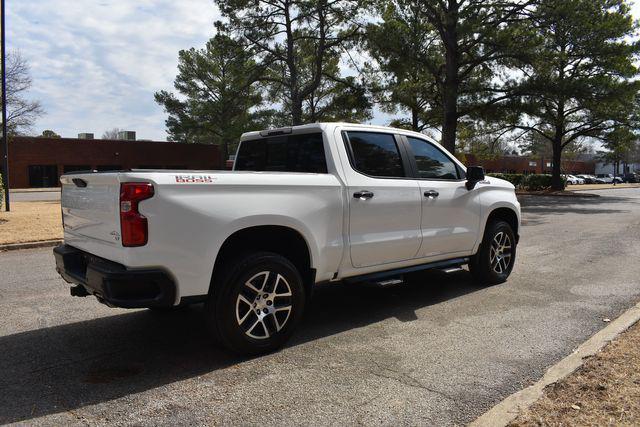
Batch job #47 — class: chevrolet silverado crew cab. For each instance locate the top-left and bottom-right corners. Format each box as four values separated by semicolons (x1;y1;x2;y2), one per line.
54;123;520;355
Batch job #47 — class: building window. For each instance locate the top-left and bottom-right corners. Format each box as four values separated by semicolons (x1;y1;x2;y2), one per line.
546;162;552;168
528;161;537;167
28;165;58;188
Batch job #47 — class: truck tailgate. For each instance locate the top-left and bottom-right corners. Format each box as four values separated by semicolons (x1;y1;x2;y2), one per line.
60;173;121;245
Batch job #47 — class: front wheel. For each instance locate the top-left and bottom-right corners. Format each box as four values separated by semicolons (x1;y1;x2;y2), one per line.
205;252;306;356
469;220;516;286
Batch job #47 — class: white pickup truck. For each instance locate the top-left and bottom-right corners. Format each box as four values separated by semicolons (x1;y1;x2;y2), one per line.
54;123;520;355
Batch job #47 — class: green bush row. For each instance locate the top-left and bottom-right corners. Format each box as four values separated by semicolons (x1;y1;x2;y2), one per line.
487;173;566;191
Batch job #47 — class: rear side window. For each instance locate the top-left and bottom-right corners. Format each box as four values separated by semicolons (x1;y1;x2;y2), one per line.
407;137;460;180
345;131;405;178
235;133;327;173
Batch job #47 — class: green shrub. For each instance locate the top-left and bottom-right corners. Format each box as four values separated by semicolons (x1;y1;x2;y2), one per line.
488;173;525;188
522;174;566;191
524;174;552;191
488;173;566;191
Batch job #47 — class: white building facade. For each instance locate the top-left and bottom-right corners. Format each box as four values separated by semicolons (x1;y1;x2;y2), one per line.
595;162;640;175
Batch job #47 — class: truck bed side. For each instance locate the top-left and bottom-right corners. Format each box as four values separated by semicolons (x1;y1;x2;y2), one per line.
61;170;344;303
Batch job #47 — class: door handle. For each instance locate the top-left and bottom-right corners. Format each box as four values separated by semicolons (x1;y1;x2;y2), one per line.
424;190;439;198
353;190;374;200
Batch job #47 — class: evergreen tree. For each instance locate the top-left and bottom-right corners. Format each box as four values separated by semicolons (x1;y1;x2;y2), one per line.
366;0;531;153
155;29;270;163
508;0;640;189
216;0;371;125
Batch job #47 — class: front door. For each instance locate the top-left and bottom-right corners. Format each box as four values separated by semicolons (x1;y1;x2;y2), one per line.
342;131;422;268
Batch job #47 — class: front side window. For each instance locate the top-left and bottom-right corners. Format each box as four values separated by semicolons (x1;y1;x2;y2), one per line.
345;131;405;178
235;132;327;173
407;137;459;180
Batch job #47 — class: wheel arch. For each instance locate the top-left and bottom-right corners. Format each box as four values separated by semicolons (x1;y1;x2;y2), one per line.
485;206;519;242
209;224;315;299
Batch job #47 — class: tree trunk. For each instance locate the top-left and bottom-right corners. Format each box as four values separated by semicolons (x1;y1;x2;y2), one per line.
442;89;458;154
283;0;302;126
551;137;563;191
291;98;303;125
411;107;419;131
441;2;459;154
551;93;566;191
221;141;229;170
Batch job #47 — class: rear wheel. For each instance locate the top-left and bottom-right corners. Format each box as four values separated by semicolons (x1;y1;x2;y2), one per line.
469;220;516;286
206;252;306;356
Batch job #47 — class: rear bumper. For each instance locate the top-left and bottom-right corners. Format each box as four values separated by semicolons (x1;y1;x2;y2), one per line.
53;244;176;308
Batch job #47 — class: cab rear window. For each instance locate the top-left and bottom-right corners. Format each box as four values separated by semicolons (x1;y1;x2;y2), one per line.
235;132;328;173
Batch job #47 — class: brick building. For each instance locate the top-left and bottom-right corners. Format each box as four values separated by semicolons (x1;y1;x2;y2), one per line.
4;136;222;189
464;154;595;175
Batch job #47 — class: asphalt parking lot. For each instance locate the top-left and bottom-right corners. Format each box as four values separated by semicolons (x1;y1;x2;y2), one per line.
1;188;639;425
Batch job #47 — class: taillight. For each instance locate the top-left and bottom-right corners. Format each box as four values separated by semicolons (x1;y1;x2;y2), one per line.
120;182;154;247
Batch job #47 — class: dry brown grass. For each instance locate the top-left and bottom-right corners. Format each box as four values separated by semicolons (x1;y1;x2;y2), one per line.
0;201;62;244
511;320;640;426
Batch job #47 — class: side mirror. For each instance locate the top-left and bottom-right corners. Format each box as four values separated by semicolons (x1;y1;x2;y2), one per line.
466;166;485;190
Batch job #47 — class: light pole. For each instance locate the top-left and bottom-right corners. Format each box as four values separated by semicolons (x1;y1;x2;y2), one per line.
1;0;9;211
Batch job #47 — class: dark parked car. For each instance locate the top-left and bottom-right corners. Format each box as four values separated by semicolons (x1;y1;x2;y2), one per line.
576;174;596;184
622;173;638;183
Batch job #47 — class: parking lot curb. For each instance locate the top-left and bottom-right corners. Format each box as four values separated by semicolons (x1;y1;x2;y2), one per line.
0;239;62;252
572;185;640;191
470;301;640;427
515;191;600;198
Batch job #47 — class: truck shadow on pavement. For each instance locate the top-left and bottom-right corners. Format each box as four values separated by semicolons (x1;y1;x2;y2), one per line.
0;270;477;424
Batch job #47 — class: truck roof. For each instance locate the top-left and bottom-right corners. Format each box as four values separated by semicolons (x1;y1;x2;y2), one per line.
239;122;436;142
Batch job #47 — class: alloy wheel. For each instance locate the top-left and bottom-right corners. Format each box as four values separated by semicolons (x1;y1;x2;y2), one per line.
235;271;293;339
489;231;512;274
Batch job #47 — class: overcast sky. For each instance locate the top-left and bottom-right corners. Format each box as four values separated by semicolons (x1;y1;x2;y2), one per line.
8;1;640;140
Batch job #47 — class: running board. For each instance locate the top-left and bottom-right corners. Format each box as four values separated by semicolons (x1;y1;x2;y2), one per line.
440;266;465;274
344;257;469;285
374;278;404;287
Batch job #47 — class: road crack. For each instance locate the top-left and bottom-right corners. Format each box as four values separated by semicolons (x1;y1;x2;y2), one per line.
369;361;457;403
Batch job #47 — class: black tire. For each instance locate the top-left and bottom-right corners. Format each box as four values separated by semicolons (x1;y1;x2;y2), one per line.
205;252;306;356
469;220;516;286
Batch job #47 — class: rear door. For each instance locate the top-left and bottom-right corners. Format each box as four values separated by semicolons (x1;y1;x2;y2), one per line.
403;136;481;257
341;131;422;268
